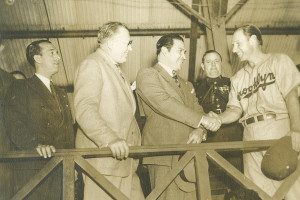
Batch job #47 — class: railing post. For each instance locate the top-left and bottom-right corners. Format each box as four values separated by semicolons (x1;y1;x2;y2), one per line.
63;156;75;200
194;150;212;200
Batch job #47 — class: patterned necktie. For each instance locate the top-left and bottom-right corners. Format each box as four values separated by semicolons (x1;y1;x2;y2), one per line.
115;64;126;83
172;70;181;88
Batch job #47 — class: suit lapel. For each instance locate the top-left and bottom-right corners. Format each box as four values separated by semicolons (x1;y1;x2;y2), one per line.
96;49;136;113
27;75;56;108
154;64;185;102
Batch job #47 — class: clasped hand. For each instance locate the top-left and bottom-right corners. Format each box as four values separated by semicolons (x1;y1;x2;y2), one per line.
201;111;222;132
187;128;207;144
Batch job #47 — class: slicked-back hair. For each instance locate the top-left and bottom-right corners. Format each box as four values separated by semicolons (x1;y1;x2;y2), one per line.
237;24;263;46
10;70;26;79
296;64;300;72
26;40;51;67
97;22;129;46
156;34;184;56
202;50;222;63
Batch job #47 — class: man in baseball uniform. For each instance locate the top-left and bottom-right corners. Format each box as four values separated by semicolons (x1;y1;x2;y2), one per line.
217;24;300;199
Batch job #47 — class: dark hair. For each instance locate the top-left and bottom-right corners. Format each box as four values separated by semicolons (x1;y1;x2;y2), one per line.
10;70;26;79
156;34;184;56
26;40;51;67
236;24;263;45
202;50;222;63
296;64;300;72
97;22;129;45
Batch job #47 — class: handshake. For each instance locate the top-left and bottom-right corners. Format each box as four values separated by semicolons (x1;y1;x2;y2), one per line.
200;111;222;132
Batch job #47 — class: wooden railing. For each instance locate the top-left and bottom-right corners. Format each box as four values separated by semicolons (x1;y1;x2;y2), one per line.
1;140;300;200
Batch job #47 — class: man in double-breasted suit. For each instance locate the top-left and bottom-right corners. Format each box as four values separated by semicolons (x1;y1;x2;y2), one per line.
74;22;144;200
136;34;220;199
4;40;74;199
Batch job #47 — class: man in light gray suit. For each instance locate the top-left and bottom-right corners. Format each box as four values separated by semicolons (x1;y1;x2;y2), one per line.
74;22;144;200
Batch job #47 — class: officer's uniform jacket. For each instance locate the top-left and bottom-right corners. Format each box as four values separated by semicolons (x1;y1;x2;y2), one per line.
194;76;230;114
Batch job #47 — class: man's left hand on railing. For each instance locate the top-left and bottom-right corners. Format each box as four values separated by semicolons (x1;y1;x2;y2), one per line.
36;144;56;158
108;138;129;160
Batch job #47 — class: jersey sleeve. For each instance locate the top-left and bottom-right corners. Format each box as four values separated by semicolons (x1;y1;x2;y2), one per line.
272;54;300;97
227;75;242;110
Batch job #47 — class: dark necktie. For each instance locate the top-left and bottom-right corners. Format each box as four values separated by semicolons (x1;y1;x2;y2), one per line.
50;81;62;114
172;70;181;88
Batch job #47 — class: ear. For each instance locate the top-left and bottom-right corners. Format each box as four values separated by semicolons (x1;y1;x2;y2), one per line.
33;55;42;64
249;35;257;45
201;63;205;71
106;39;114;50
161;46;168;55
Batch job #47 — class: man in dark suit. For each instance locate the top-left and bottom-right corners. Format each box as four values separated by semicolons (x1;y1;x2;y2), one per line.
136;34;220;199
0;35;15;200
4;40;74;199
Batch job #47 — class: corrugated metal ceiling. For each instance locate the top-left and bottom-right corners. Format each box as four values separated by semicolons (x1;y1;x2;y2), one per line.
1;0;300;87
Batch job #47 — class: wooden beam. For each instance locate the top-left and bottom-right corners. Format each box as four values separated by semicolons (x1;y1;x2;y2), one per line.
0;140;276;159
1;27;300;39
188;0;200;82
168;0;211;29
206;150;273;200
272;159;300;200
146;151;195;200
204;0;233;77
11;157;63;200
225;0;248;23
220;0;228;17
202;0;214;50
0;29;195;39
75;156;130;200
194;151;211;200
63;156;75;200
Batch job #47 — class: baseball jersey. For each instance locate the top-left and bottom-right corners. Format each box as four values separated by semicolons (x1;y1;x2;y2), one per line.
227;53;300;121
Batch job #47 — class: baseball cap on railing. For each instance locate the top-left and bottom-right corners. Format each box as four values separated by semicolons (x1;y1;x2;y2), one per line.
261;136;298;181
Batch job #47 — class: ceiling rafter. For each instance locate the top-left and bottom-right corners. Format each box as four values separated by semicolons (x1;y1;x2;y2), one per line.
225;0;248;23
167;0;211;29
2;27;300;39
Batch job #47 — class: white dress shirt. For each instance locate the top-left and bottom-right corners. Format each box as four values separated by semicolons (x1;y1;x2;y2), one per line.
35;73;51;92
158;62;174;77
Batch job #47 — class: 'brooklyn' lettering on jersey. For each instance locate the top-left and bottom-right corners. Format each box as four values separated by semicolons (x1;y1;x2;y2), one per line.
238;72;275;100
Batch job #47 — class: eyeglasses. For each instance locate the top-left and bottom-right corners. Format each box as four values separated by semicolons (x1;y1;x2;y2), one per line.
115;38;133;47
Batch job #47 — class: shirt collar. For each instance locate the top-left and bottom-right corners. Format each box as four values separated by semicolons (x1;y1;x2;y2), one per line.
35;73;51;92
97;48;118;66
158;62;174;77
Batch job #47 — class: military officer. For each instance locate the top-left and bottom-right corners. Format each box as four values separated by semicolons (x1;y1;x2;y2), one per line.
194;50;243;193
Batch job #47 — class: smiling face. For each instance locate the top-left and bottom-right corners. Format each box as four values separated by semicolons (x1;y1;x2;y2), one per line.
232;29;253;61
202;52;222;78
164;39;186;71
109;27;132;64
35;42;61;76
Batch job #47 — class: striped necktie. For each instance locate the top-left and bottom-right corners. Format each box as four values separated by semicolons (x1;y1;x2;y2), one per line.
172;70;181;88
